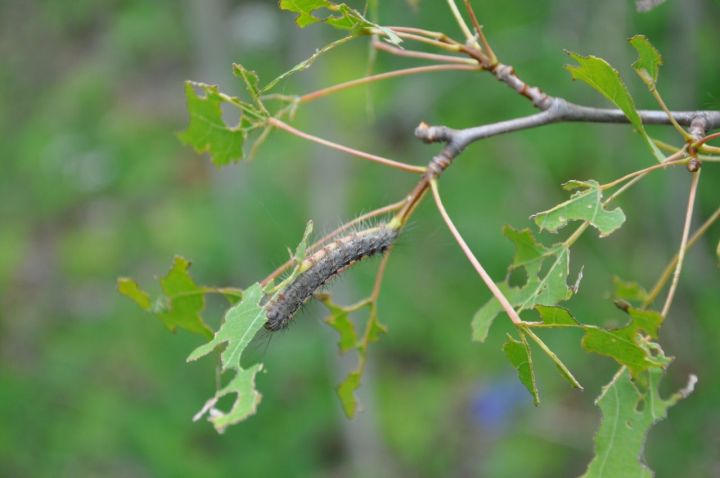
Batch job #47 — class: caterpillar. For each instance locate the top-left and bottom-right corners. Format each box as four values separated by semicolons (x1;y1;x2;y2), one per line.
264;223;399;331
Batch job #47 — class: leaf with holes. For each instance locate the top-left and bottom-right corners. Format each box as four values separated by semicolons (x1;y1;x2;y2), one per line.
565;52;664;162
472;227;572;342
581;367;694;478
187;283;266;369
531;180;626;237
193;363;264;434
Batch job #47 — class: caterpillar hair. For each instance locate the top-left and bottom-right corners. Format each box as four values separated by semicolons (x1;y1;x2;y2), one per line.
264;223;399;331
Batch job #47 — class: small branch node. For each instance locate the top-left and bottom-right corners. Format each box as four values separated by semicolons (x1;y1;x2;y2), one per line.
415;122;455;144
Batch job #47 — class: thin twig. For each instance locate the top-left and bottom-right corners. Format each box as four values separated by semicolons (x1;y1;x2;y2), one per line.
299;64;480;103
446;0;476;46
268;118;426;174
390;31;462;52
372;39;475;64
601;149;688;190
661;170;701;317
430;179;523;324
644;206;720;308
463;0;496;64
371;251;392;301
649;86;692;140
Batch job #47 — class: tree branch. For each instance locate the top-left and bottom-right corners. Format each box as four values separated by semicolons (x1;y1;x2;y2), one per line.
415;97;720;162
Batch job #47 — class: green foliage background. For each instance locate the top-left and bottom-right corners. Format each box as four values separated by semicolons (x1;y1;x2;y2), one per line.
1;1;719;476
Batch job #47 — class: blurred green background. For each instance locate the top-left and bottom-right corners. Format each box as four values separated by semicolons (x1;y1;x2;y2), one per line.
1;1;719;477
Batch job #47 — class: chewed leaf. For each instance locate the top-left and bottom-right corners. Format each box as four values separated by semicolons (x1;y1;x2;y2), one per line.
194;363;264;433
279;0;402;45
157;256;214;339
318;294;359;353
337;370;361;417
503;333;539;405
531;180;626;237
612;276;649;305
630;35;662;86
565;52;664;162
117;277;152;311
178;82;247;166
117;256;213;339
472;227;572;341
581;307;666;375
187;283;266;370
187;283;267;432
581;367;694;478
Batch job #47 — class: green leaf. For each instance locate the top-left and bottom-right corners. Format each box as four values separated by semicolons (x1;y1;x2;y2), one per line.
531;180;626;237
116;257;243;339
279;0;402;45
581;367;694;478
472;227;572;341
178;82;247;166
337;370;362;418
535;305;579;326
612;276;649;305
187;283;266;369
630;34;662;86
155;256;214;339
471;305;496;343
503;333;539;405
318;294;359;353
194;363;264;434
565;52;664;162
187;283;268;431
581;308;665;375
117;277;151;311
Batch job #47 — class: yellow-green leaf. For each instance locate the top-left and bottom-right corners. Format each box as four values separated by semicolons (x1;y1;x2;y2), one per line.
117;277;151;311
337;370;361;417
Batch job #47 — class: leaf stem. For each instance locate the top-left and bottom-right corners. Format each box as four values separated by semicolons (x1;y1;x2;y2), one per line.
463;0;497;64
600;149;688;190
649;86;692;140
445;0;476;46
522;327;583;389
661;170;701;317
299;64;480;104
372;39;475;64
643;205;720;308
267;117;426;174
430;179;523;325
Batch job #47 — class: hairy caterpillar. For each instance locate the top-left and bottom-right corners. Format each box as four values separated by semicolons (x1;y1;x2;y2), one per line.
264;223;399;331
